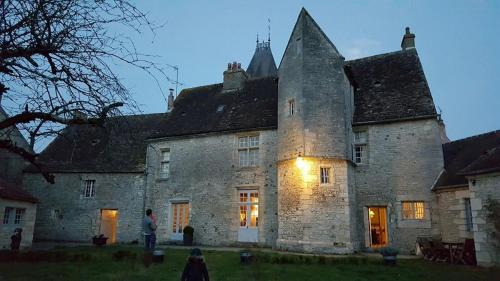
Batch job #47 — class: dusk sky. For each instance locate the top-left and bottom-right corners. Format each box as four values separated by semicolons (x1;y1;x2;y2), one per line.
120;0;499;141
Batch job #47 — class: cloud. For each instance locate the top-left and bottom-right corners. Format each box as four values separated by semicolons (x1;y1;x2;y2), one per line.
343;38;382;60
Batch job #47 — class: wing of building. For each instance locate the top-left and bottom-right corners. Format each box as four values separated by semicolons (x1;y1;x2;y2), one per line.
20;8;500;266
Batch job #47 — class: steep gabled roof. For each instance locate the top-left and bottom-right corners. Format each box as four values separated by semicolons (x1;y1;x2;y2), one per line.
433;130;500;190
0;177;38;203
246;42;278;78
25;113;167;173
347;49;437;124
150;76;278;139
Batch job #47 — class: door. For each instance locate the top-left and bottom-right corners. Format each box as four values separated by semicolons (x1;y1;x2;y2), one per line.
100;209;118;244
238;190;259;242
368;207;388;247
170;202;189;240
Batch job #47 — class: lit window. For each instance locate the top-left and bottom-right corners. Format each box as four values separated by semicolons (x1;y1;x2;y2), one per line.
3;207;12;224
288;99;295;116
84;180;95;198
239;190;259;228
14;208;25;224
354;131;367;164
238;136;259;167
320;167;331;184
464;198;473;231
160;150;170;178
402;201;425;220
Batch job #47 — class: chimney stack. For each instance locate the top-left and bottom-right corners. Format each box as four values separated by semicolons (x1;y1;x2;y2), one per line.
167;88;175;112
401;27;416;50
223;61;248;92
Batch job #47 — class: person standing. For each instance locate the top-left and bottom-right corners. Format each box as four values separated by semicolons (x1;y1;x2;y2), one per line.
10;228;22;251
142;209;157;251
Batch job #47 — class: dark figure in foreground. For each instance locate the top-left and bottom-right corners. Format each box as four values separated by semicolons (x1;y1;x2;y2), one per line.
181;248;210;281
142;209;157;251
10;228;22;251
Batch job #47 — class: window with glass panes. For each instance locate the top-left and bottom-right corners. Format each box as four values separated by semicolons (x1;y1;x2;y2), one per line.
354;131;367;164
402;201;425;219
160;150;170;178
238;136;259;167
464;198;473;231
239;190;258;228
3;207;12;224
320;167;331;184
14;208;25;224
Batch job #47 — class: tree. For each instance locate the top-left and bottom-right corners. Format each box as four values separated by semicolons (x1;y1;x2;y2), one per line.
0;0;164;183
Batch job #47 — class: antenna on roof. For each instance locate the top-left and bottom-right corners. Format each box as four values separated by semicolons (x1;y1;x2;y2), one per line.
267;18;271;43
256;34;259;44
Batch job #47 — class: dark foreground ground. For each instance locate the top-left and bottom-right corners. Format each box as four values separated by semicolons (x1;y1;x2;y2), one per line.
0;246;498;281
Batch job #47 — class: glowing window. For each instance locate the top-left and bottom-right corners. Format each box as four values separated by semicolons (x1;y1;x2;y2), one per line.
402;201;425;220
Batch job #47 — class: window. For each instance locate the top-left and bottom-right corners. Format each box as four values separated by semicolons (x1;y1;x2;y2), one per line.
402;201;425;220
160;150;170;178
3;207;12;224
84;180;95;198
238;136;259;167
354;131;367;164
14;208;25;224
464;198;473;231
3;207;25;224
239;190;259;228
320;167;331;184
288;99;295;116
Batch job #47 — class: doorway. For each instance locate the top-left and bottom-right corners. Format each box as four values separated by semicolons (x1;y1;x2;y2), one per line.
368;207;388;247
238;190;259;242
100;209;118;244
170;202;189;240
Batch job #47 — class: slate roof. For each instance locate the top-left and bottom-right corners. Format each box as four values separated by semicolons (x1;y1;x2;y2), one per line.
346;49;437;124
433;130;500;190
0;177;38;203
25;113;167;173
246;43;278;78
150;76;278;139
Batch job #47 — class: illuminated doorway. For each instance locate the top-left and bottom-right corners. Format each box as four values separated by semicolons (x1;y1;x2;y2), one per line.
170;202;190;240
238;190;259;242
368;207;388;247
100;209;118;244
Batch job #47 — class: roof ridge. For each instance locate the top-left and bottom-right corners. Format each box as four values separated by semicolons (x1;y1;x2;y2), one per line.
346;49;411;63
446;130;500;145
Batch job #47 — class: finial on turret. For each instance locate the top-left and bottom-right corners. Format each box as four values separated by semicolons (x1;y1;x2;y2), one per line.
267;18;271;43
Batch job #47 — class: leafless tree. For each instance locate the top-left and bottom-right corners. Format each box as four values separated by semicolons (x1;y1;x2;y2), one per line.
0;0;164;183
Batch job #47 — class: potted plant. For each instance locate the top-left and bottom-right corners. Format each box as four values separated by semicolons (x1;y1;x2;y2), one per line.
92;234;108;246
183;225;194;246
380;247;399;265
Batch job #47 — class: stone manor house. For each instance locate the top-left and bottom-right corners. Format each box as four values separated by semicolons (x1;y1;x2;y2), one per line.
4;9;499;266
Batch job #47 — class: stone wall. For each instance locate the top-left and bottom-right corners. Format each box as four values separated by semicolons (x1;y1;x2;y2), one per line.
468;172;500;266
354;118;444;253
0;198;37;249
23;173;144;243
145;130;277;247
434;188;473;242
276;158;358;253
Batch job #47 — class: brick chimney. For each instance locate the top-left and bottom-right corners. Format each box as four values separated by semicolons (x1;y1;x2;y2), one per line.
223;62;248;92
167;88;174;112
401;27;416;50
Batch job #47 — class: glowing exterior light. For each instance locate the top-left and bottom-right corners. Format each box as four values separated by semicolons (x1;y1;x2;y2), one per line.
296;157;315;182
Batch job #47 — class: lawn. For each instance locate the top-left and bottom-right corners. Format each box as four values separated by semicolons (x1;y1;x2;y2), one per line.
0;246;498;281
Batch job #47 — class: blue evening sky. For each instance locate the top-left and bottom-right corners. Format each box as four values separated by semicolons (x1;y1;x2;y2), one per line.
122;0;499;141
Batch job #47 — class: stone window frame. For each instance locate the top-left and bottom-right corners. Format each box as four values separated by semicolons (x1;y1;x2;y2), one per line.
237;134;260;168
319;166;332;185
158;148;171;179
401;201;426;220
353;130;368;165
288;99;295;116
83;179;96;198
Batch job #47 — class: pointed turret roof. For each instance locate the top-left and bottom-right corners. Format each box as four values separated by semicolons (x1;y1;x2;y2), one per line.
246;40;277;78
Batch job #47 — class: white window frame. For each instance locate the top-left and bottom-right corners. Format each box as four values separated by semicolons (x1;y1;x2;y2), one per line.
3;207;25;225
288;99;295;116
402;201;425;220
14;208;25;224
83;180;96;198
159;149;170;179
3;207;13;224
320;167;331;185
354;131;368;164
238;135;259;167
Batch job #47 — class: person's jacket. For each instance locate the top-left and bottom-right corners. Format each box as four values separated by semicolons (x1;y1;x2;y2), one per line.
181;257;209;281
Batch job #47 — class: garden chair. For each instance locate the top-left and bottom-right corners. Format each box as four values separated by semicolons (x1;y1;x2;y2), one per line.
430;239;450;262
416;237;434;260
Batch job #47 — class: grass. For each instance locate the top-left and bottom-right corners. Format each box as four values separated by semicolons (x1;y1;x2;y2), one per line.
0;246;498;281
